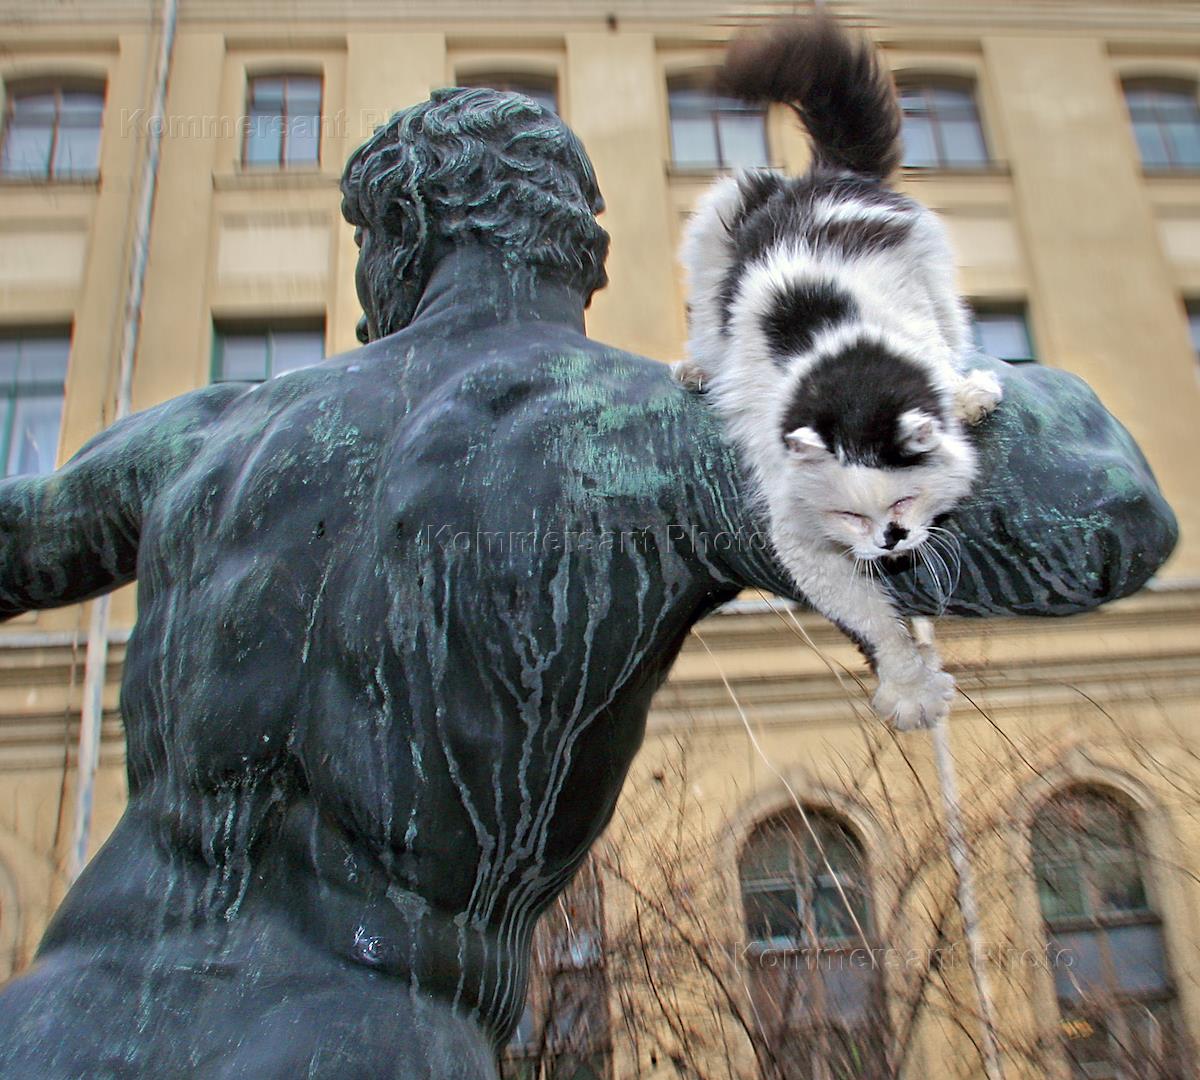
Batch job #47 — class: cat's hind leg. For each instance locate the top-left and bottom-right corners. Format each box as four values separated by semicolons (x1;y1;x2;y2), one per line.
954;368;1003;426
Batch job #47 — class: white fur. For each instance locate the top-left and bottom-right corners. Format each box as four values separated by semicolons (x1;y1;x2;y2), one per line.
678;174;1001;731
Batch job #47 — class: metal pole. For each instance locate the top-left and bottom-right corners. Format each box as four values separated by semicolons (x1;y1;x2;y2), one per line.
69;0;179;883
930;715;1006;1080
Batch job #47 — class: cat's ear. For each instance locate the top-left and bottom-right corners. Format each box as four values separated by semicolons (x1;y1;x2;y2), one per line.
897;409;942;455
784;426;828;463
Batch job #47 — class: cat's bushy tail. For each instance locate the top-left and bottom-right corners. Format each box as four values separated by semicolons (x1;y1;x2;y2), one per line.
716;16;901;181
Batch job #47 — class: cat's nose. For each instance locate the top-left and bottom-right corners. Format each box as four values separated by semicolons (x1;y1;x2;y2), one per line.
882;523;908;550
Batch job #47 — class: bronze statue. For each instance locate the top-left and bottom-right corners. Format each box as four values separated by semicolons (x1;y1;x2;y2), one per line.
0;88;1175;1077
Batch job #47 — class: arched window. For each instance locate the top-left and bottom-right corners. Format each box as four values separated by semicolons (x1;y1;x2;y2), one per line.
739;810;885;1079
898;78;989;169
243;73;322;168
0;79;105;179
1032;787;1188;1079
667;76;769;170
456;72;559;115
1123;80;1200;170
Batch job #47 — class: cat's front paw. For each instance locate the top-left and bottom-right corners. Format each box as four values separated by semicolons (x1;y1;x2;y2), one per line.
671;359;708;393
873;669;955;731
954;369;1003;426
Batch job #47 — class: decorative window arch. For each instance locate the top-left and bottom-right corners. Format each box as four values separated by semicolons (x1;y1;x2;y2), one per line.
1032;786;1189;1078
1122;78;1200;170
738;808;886;1079
0;76;105;179
896;76;989;169
242;71;323;168
666;73;769;170
455;72;559;115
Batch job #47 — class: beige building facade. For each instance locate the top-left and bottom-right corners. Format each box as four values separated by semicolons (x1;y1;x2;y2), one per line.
1;1;1200;1077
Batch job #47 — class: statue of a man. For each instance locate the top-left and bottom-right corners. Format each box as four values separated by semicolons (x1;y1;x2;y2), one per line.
0;89;1175;1077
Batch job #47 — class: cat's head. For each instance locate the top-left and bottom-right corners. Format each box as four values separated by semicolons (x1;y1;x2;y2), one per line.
776;335;975;560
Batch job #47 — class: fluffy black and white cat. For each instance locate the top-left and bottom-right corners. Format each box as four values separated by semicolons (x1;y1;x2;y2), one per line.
676;17;1001;730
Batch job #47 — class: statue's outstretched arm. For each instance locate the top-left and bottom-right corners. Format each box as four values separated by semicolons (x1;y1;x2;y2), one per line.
702;355;1177;615
0;384;241;620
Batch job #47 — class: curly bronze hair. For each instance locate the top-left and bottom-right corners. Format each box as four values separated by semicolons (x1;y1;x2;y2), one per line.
341;87;610;340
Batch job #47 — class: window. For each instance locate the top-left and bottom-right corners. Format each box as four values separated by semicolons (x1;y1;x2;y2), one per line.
1032;788;1188;1079
456;73;558;114
971;306;1036;364
502;859;610;1080
0;330;69;477
668;78;769;170
739;810;885;1080
1;81;104;179
243;74;322;168
899;81;989;169
213;320;325;382
1123;80;1200;171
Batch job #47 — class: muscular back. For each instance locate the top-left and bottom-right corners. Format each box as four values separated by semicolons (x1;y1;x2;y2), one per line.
0;251;1174;1078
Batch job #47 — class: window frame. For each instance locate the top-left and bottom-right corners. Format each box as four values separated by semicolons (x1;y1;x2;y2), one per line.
665;74;770;172
211;317;326;383
1122;77;1200;172
738;809;887;1080
897;77;991;171
241;71;324;170
970;304;1038;364
0;326;71;478
1031;787;1187;1080
0;77;106;181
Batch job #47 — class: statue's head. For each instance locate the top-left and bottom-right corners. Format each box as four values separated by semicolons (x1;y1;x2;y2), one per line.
341;87;610;342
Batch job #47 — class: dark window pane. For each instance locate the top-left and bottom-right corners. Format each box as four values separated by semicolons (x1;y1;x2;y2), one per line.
901;116;938;167
16;336;70;383
7;394;62;476
717;112;769;168
973;311;1035;363
284;113;320;164
1106;923;1170;996
670;115;718;167
744;886;802;945
59;91;104;121
218;334;270;381
741;826;793;881
286;76;322;108
244;111;282;165
54;123;101;176
250;77;285;106
1134;120;1172;167
941;116;989;164
270;330;324;375
1165;118;1200;167
1187;307;1200;354
10;92;56;119
1;123;53;175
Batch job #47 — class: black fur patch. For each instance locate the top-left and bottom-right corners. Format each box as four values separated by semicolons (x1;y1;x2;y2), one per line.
780;337;944;468
720;169;914;331
807;214;911;256
762;280;856;361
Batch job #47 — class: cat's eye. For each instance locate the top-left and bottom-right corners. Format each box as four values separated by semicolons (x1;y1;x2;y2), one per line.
834;511;871;527
890;497;915;515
